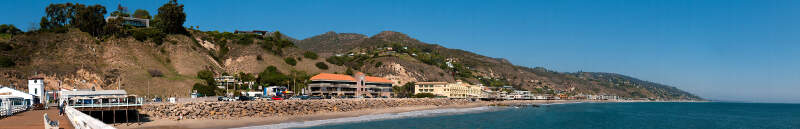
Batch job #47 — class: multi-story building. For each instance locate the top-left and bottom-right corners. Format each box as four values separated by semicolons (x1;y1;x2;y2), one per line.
414;80;486;99
413;82;448;96
307;73;393;97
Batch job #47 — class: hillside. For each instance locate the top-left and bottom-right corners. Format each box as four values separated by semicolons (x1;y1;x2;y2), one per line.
298;31;702;100
0;28;701;100
0;29;345;97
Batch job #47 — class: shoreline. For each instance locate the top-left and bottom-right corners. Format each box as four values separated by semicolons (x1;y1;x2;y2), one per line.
117;100;695;129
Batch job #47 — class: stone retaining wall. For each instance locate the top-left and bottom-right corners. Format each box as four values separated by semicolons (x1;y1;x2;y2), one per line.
141;98;475;120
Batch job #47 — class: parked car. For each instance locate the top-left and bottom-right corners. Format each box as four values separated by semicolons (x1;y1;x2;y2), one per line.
289;96;310;100
218;96;228;101
152;97;163;102
218;96;236;101
271;96;283;100
310;96;324;100
238;96;254;101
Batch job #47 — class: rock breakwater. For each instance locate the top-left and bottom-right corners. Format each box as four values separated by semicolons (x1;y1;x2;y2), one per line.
141;98;475;120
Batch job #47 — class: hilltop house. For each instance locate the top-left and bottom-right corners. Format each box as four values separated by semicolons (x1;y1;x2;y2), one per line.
234;30;268;36
105;16;150;28
307;73;393;98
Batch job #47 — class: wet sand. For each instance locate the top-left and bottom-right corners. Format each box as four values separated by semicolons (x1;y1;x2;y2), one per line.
117;100;588;129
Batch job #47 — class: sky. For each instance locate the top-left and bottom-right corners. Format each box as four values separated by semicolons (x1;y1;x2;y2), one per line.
2;0;799;103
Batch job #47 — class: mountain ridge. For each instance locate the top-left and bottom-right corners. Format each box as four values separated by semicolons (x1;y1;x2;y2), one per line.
298;31;702;100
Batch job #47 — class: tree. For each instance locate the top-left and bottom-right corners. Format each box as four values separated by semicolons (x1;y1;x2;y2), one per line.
0;24;22;34
287;70;311;92
110;4;130;17
40;3;76;30
238;72;255;82
257;66;289;86
393;82;416;98
196;70;215;86
71;4;107;36
192;83;216;96
155;0;186;34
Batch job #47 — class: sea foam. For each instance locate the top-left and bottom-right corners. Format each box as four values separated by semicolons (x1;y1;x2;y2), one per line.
233;106;498;129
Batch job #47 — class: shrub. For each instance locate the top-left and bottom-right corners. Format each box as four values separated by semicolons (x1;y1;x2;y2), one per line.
303;51;318;59
0;24;22;34
325;56;350;66
345;68;353;75
284;57;297;66
315;62;329;70
256;55;263;61
235;34;255;45
148;69;164;77
413;93;436;98
0;56;14;67
0;43;11;51
131;28;166;45
375;62;383;67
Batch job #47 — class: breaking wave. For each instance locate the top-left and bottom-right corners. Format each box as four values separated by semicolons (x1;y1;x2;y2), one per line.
233;106;499;129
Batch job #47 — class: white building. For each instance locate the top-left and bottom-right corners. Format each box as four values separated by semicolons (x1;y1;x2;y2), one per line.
510;90;532;100
58;90;128;106
28;76;45;104
0;86;34;108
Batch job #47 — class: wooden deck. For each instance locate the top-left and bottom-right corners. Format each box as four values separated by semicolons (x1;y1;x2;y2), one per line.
0;108;74;129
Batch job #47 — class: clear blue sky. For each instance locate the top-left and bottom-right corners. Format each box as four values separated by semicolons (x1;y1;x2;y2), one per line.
3;0;799;103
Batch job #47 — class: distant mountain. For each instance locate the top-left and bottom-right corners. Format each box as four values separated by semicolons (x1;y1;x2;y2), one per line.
298;31;702;100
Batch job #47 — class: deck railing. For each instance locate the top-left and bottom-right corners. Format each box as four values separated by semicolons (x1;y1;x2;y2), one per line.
64;106;116;129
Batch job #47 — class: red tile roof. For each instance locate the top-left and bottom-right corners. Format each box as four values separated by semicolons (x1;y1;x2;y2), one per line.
310;73;355;81
310;73;393;84
365;76;393;83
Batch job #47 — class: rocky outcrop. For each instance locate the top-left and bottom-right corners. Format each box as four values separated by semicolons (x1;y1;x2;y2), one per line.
141;98;474;120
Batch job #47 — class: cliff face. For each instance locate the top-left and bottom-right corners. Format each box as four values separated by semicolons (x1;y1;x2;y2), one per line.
0;29;701;100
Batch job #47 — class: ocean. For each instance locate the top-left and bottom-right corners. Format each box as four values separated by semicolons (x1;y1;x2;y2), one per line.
240;102;800;129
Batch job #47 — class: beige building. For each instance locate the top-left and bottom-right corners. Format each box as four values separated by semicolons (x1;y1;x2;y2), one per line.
414;82;448;96
414;80;486;99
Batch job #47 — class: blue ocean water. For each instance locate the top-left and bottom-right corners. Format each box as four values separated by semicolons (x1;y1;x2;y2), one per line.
299;102;800;129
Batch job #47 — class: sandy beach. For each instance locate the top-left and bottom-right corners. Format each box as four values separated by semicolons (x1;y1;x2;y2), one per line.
116;100;612;129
